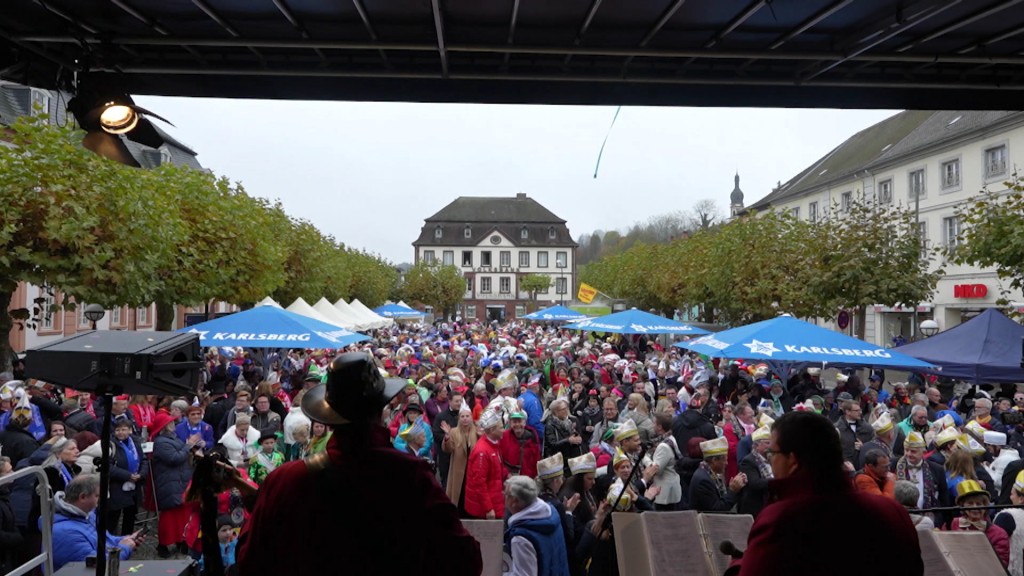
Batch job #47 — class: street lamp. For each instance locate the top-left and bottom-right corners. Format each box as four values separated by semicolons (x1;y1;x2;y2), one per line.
919;319;940;337
83;303;106;330
557;262;566;306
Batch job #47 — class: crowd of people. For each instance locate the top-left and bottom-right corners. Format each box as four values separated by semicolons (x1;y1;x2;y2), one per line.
0;318;1022;575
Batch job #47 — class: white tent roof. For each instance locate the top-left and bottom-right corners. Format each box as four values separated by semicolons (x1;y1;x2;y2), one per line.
255;296;282;308
397;300;409;308
334;299;379;330
285;297;350;330
349;298;392;329
313;298;364;331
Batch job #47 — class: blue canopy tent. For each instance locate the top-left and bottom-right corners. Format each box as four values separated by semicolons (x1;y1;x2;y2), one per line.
521;305;588;322
178;305;369;348
373;303;425;319
563;308;709;335
674;315;937;376
894;308;1024;384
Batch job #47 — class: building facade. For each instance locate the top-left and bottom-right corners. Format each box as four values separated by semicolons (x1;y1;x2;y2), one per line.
413;193;577;322
746;110;1024;346
2;80;234;355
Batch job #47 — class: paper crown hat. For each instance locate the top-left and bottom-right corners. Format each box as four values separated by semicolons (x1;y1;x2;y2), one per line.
964;420;986;441
1015;470;1024;495
757;413;775;428
903;430;926;449
700;436;729;458
957;433;986;457
605;479;633;511
984;431;1007;446
935;426;960;447
937;413;957;430
955;479;990;504
612;448;630;469
537;453;564;480
871;412;894;434
568;452;597;476
614;419;639;442
752;426;771;442
478;409;502;430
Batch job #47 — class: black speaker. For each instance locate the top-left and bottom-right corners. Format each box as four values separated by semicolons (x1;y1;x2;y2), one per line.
25;331;202;396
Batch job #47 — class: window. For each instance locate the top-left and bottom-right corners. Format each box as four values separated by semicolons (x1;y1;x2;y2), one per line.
499;251;511;267
466;305;476;319
442;250;454;266
943;216;962;250
515;305;527;318
789;207;800;219
110;306;121;326
481;277;492;293
499;277;511;294
909;169;926;200
917;221;929;259
985;145;1008;178
557;277;567;294
941;159;960;189
877;179;893;204
423;250;435;264
555;251;567;268
840;191;852;213
808;202;818;223
520;227;528;239
548;227;556;239
434;226;443;239
481;251;492;267
539;282;550;294
40;291;55;330
159;148;173;165
519;251;530;267
464;225;472;239
137;305;149;326
462;251;473;267
30;89;50;116
465;277;473;293
538;252;549;268
79;305;92;328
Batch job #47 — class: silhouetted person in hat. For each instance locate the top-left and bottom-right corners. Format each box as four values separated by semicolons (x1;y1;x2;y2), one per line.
235;352;482;575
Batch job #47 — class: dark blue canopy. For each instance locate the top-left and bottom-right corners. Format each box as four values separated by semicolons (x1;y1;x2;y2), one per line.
894;308;1024;384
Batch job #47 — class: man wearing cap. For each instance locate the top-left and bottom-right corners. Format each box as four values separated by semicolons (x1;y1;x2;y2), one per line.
855;411;902;470
894;430;949;526
738;426;773;518
465;409;508;520
499;412;542;479
690;436;746;512
235;352;482;575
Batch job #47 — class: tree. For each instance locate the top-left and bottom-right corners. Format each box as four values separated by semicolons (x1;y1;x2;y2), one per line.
953;174;1024;296
519;274;552;311
685;199;723;231
400;262;465;320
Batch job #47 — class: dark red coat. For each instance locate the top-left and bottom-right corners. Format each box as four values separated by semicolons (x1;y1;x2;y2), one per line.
497;427;542;479
236;425;481;576
736;472;923;576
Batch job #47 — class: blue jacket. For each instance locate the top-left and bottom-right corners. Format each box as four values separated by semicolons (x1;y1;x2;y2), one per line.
392;418;434;457
151;433;193;509
46;493;131;571
505;500;569;576
521;390;545;440
175;420;216;449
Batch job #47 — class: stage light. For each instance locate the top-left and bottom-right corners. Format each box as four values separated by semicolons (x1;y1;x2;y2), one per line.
99;102;138;134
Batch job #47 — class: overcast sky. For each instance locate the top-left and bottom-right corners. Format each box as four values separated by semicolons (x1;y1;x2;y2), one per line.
136;96;896;264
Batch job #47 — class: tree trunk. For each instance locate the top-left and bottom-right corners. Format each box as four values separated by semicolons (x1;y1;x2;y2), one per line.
0;289;13;372
155;298;176;332
855;306;867;341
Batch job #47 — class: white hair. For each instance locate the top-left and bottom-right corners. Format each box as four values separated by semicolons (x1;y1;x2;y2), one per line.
504;475;539;506
549;398;570;411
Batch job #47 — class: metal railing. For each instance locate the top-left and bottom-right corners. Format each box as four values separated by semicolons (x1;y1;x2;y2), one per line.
2;465;54;576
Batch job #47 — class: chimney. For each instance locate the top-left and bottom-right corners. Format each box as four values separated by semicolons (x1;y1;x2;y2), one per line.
516;192;527;200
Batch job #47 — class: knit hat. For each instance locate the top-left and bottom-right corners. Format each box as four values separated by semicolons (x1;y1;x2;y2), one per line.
700;436;728;458
903;430;926;450
537;453;564;481
568;452;597;476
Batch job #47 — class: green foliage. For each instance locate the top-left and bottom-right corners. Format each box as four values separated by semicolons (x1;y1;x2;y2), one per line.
519;274;552;312
400;262;464;318
953;174;1024;292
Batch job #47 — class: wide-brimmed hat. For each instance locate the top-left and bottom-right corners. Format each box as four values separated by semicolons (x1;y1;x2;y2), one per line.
955;479;990;504
302;352;406;426
150;412;176;437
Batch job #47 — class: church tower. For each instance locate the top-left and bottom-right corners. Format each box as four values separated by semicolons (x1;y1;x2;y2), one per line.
729;173;744;218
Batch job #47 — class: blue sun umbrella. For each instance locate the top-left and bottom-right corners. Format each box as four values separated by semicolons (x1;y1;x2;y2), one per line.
563;308;709;335
178;306;369;348
372;303;426;318
521;305;589;322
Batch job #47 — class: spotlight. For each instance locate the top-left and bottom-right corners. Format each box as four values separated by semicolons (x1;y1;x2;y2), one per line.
99;103;138;134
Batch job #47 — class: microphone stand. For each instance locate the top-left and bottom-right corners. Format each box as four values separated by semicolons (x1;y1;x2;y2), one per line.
600;442;651;535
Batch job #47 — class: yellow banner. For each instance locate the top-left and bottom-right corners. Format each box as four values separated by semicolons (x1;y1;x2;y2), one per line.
577;283;597;304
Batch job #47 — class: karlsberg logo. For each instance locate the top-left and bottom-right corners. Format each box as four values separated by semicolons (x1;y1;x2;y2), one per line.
741;339;892;358
188;329;355;344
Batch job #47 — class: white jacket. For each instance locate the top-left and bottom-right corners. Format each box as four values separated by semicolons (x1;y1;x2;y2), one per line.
987;448;1021;488
219;426;261;467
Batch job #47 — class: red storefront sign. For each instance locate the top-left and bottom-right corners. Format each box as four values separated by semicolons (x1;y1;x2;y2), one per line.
953;284;988;298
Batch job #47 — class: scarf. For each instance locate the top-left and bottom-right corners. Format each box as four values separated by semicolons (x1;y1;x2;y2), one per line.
236;431;251;460
956;517;988;531
255;451;279;474
134;404;155;427
895;456;937;508
57;462;73;486
770;391;784;417
753;450;773;480
119;436;140;474
699;460;727;499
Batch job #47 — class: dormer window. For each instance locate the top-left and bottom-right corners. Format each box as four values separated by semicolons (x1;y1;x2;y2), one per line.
548;227;556;239
464;225;472;239
434;225;443;239
521;227;528;239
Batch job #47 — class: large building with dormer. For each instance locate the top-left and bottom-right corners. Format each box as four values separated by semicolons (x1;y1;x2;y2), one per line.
413;194;577;322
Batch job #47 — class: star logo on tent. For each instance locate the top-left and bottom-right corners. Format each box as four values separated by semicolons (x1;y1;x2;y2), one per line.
187;328;209;340
744;339;780;356
629;324;649;333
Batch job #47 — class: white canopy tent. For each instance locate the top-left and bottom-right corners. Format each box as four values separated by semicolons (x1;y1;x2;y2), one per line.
313;297;365;331
349;298;392;329
334;299;372;330
255;296;282;308
285;297;351;330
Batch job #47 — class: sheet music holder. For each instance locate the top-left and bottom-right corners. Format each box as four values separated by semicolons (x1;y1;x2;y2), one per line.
613;511;753;576
919;530;1006;576
462;519;504;576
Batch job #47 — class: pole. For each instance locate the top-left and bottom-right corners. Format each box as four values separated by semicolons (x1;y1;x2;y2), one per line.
913;186;920;340
95;391;113;576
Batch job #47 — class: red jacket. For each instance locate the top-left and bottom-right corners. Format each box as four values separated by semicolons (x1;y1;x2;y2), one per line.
236;425;481;576
944;520;1010;568
464;435;506;519
497;427;542;478
736;472;923;576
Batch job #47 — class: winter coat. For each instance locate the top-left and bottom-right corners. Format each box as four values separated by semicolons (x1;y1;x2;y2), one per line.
151;432;193;509
944;520;1010;568
48;492;132;571
76;440;103;475
736;472;923;576
835;418;874;464
505;499;570;576
0;485;23;575
0;426;39;468
108;435;149;510
650;438;682;506
443;424;478;508
521;390;546;441
689;466;737;512
671;409;716;451
544;415;585;464
432;407;460;486
175;420;216;450
250;410;282;439
738;452;771;518
63;408;97;436
498;427;542;478
219;426;261;467
464;436;505;519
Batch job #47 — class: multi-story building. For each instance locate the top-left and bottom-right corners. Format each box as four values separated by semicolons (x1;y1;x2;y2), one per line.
413;193;577;322
746;110;1024;346
1;80;235;354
